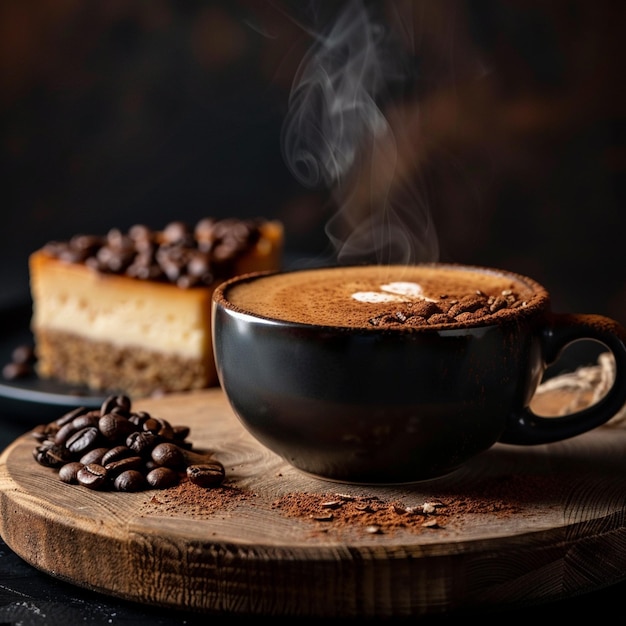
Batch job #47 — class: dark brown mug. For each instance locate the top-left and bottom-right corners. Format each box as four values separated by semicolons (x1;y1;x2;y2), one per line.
212;263;626;484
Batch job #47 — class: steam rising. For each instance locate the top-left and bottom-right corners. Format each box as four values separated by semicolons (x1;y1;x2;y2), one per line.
281;4;393;188
281;0;440;265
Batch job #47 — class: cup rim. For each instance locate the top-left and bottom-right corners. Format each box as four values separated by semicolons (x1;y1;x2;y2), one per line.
212;262;549;332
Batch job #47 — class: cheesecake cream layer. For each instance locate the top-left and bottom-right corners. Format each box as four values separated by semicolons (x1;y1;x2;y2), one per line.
30;252;214;359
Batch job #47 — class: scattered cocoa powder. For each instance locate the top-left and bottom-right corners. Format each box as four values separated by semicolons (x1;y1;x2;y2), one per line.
271;492;447;534
140;472;565;536
141;480;255;517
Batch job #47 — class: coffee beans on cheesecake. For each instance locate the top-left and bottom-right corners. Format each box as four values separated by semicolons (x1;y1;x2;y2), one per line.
40;217;266;289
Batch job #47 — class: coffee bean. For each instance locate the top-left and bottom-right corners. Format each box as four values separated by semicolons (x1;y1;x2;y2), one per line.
76;463;108;490
114;470;147;492
52;410;100;447
55;406;90;428
2;361;30;380
1;344;36;380
99;413;135;442
151;442;185;469
66;426;100;455
105;456;143;477
186;462;225;488
54;420;82;446
59;462;84;484
128;411;150;427
30;424;49;442
101;445;133;466
126;431;159;456
33;442;72;468
71;413;100;430
80;447;109;465
100;394;131;416
146;466;179;489
141;417;161;434
11;344;35;365
172;425;190;441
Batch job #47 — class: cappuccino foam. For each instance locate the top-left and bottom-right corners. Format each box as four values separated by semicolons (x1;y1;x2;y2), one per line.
224;264;541;329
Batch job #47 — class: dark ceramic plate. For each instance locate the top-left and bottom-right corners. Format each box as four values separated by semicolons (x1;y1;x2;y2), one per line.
0;303;105;424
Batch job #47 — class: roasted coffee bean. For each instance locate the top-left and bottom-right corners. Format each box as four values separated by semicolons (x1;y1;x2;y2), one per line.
66;426;100;455
54;412;100;446
126;431;159;456
128;411;150;427
105;456;143;477
33;442;72;468
2;361;30;380
55;406;90;428
141;417;160;434
101;445;133;466
146;466;179;489
126;258;164;281
114;470;147;492
69;234;103;255
106;227;134;251
11;344;35;365
151;442;185;469
54;420;82;446
1;343;37;380
162;220;192;244
186;462;225;488
71;412;100;430
156;419;174;440
128;223;153;244
30;424;49;442
96;245;134;273
186;251;212;278
99;413;135;441
76;463;108;490
58;462;84;484
100;394;131;416
172;425;190;441
80;447;109;465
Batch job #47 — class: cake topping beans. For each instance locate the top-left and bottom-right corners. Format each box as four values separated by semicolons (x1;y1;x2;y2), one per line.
42;217;265;288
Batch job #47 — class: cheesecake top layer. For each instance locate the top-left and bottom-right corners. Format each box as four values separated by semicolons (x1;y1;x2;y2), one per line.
36;217;283;289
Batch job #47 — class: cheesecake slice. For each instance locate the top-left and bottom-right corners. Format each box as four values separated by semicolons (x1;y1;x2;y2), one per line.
29;218;283;397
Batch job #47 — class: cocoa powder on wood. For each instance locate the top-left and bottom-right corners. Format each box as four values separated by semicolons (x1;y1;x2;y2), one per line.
140;473;564;536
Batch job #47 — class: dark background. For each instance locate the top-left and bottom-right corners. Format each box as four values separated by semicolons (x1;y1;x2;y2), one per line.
1;0;624;324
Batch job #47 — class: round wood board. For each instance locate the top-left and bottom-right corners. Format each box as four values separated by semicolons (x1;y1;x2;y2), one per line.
1;387;626;618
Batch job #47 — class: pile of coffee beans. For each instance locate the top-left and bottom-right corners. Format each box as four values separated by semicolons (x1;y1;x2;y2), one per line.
31;395;225;492
368;290;526;327
40;217;265;288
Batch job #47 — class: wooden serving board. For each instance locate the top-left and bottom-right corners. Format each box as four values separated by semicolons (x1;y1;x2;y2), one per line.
1;387;626;618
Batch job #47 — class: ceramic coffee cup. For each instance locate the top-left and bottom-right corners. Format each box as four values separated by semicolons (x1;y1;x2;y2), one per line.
211;263;626;483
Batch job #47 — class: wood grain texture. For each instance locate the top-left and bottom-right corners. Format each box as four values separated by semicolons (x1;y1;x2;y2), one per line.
1;388;625;618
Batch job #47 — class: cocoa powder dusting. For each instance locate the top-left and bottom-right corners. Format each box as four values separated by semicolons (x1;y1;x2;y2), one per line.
270;473;561;536
141;480;255;517
141;473;564;536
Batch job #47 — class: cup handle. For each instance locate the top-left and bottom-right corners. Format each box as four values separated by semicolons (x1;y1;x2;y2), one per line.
499;313;626;445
